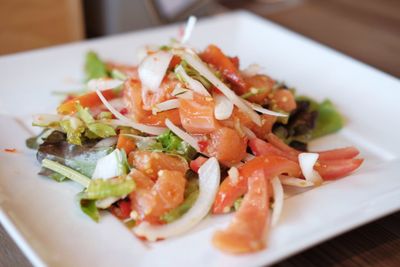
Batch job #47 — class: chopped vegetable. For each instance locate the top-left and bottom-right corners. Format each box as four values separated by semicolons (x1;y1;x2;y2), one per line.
42;159;91;187
298;153;323;186
92;149;129;179
82;176;135;200
85;51;108;81
28;21;364;254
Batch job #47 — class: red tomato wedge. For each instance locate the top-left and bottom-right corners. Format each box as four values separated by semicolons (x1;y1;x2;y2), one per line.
179;93;220;134
252;136;363;180
249;137;297;162
207;127;248;165
213;155;301;214
266;133;300;156
124;79;181;126
58;89;119;115
110;199;132;220
315;159;364;180
213;169;270;253
200;44;246;93
128;151;189;180
317;147;360;161
264;134;361;161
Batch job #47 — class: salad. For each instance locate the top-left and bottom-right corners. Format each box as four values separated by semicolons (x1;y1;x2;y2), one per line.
27;17;363;253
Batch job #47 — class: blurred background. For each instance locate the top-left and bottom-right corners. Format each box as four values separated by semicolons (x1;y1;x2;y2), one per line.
0;0;399;77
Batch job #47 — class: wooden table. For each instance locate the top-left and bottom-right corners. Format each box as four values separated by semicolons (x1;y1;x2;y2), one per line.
1;0;400;266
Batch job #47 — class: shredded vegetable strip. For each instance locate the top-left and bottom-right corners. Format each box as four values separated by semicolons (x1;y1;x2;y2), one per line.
96;90;166;135
271;176;284;226
42;159;90;187
165;119;200;151
245;100;288;117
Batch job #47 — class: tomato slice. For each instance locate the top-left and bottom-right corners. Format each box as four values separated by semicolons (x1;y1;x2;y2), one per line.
317;147;360;161
57;89;119;115
249;137;298;162
212;155;301;214
251;136;363;180
179;93;220;134
213;169;270;253
315;158;364;180
266;133;300;156
200;44;246;92
110;199;132;220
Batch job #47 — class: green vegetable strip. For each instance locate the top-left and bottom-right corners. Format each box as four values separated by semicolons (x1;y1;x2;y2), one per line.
42;159;91;187
85;51;108;81
84;177;135;200
79;198;100;222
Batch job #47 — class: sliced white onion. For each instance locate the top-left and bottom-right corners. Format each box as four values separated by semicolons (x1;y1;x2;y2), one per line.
152;99;180;114
182;53;262;126
298;153;323;186
213;92;233;120
181;16;197;44
94;136;118;148
271;176;284;227
138;51;173;93
241;64;263;77
96;90;166;135
133;157;220;241
87;78;124;91
33;114;63;126
227;166;239;185
279;175;314;187
92;149;126;180
175;65;210;96
245;100;288;117
165;119;200;151
107;98;126;112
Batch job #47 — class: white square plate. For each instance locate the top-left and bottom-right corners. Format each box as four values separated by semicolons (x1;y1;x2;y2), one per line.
0;11;399;267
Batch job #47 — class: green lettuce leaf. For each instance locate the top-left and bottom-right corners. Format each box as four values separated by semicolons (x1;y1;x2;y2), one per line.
148;130;197;160
78;193;100;222
37;131;114;178
312;100;344;139
82;176;135;200
60;118;85;145
76;103;116;139
85;51;108;81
